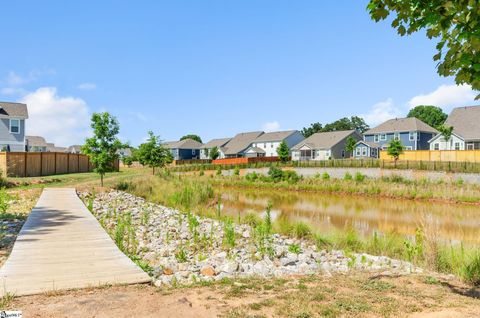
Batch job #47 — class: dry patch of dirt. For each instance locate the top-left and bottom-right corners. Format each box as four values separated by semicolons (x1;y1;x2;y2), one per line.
4;272;480;317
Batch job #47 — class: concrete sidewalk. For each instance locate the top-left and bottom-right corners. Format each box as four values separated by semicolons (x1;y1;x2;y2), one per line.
0;188;151;296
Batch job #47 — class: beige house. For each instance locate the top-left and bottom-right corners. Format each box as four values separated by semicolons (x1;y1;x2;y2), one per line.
429;106;480;150
291;130;362;161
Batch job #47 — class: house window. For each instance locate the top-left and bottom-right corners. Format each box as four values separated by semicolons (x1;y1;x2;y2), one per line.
434;143;439;150
409;132;415;141
271;143;273;148
374;135;379;142
361;147;367;156
355;147;361;156
394;132;400;140
10;119;20;134
417;133;421;141
467;143;474;150
341;150;345;158
264;143;266;148
192;149;196;155
455;142;460;150
379;134;387;141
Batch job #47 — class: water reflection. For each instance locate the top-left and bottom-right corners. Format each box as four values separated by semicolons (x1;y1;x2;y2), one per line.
218;186;480;245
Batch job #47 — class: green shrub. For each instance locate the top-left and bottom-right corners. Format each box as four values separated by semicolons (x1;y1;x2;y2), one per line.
234;166;240;176
0;188;12;213
283;170;301;184
268;166;284;182
288;243;302;254
216;167;222;176
114;181;134;191
175;247;188;263
344;172;353;181
223;218;236;248
243;212;262;227
245;172;259;182
354;172;366;182
321;172;330;180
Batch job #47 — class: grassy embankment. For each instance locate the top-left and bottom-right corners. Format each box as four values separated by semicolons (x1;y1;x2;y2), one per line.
116;168;480;286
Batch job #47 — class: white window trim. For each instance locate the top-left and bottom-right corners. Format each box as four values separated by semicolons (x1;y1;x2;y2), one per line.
379;134;387;141
374;134;379;142
9;119;20;134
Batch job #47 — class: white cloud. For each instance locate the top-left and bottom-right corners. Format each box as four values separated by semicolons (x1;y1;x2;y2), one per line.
408;84;476;110
77;82;97;90
6;71;27;86
361;98;403;126
20;87;90;146
262;121;280;132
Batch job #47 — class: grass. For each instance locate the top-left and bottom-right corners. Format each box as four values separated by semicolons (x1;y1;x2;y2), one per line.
212;170;480;204
111;171;480;285
0;292;15;309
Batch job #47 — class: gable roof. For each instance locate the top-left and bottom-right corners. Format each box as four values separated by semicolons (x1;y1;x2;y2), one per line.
0;102;28;119
26;136;47;147
245;146;266;154
163;138;203;149
444;105;480;141
253;130;298;142
365;117;437;134
67;145;83;153
356;140;381;148
223;131;264;155
292;130;359;150
203;138;232;149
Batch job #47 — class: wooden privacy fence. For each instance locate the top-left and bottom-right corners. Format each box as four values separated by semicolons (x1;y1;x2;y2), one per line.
213;156;282;165
0;152;96;177
379;150;480;163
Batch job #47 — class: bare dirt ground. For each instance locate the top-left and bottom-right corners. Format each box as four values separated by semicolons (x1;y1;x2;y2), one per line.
5;272;480;318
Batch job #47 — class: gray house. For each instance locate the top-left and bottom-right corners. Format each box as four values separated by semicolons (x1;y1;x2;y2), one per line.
245;130;305;158
0;102;28;152
355;117;437;158
163;138;203;160
200;138;231;160
429;105;480;150
221;131;264;158
26;136;48;152
292;130;362;161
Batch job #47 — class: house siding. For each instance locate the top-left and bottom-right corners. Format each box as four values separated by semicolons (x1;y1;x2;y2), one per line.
365;131;434;151
250;131;305;157
291;132;361;161
0;118;26;151
170;148;200;160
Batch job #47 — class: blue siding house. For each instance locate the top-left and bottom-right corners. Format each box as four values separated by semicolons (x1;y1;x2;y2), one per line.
354;117;437;158
163;138;203;160
0;102;28;152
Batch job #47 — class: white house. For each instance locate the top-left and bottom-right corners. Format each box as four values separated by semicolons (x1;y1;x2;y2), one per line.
200;137;231;159
244;130;305;157
429;106;480;150
291;130;362;161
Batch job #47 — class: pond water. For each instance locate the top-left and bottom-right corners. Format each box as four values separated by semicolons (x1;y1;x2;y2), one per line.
217;186;480;245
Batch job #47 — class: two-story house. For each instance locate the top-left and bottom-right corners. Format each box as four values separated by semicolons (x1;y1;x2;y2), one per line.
26;136;48;152
429;106;480;150
244;130;305;157
0;102;28;152
221;131;264;158
354;117;437;158
163;138;203;160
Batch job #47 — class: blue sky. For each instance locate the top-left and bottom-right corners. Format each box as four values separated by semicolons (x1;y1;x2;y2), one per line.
0;1;477;147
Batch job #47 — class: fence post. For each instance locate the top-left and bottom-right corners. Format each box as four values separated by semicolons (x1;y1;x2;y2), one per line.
24;152;27;177
67;153;70;173
40;152;43;176
54;152;57;174
77;154;80;172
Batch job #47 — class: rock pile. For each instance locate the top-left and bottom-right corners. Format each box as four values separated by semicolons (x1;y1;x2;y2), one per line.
80;191;421;287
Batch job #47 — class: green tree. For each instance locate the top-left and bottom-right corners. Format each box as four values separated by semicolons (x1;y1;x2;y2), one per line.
137;131;170;174
301;122;323;138
276;141;290;162
122;156;134;167
302;116;369;137
437;125;454;149
209;146;220;160
82;112;124;186
407;105;447;128
387;139;404;162
180;134;203;143
368;0;480;99
345;136;357;157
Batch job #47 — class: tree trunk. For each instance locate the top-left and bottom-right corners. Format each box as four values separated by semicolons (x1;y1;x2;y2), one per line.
100;174;104;187
152;166;155;175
